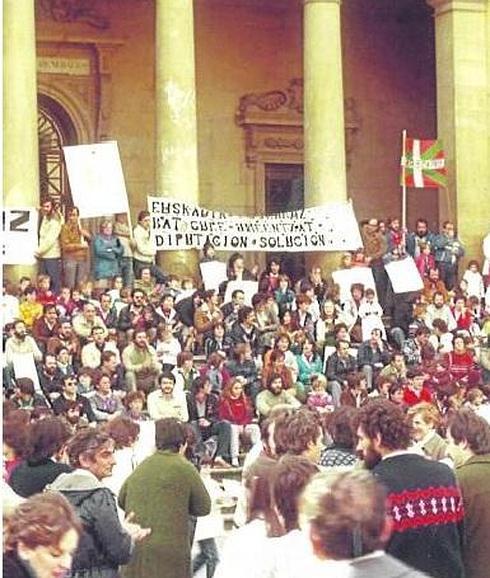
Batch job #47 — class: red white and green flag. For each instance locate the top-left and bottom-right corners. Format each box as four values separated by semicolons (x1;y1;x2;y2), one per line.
401;138;447;188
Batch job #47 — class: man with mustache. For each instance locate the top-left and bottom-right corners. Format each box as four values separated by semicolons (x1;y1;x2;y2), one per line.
356;399;464;578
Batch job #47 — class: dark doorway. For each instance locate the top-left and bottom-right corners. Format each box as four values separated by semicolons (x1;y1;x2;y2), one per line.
265;163;305;282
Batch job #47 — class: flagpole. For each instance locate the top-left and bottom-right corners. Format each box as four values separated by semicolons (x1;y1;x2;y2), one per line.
401;129;407;233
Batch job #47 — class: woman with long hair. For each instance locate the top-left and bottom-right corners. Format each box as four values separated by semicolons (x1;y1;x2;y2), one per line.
219;378;260;467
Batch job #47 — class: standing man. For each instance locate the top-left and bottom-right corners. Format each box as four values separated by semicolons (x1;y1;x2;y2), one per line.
356;399;465;578
434;221;465;290
447;409;490;578
51;428;150;578
119;418;211;578
35;197;63;294
133;210;167;283
406;218;436;258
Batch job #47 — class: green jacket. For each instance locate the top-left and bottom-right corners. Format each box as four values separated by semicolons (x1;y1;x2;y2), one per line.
456;454;490;578
119;450;210;578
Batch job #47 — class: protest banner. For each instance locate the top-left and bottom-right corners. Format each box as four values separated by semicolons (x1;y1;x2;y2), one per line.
148;197;363;252
224;280;259;306
200;260;228;292
63;141;129;218
331;267;377;303
385;256;424;293
2;208;38;265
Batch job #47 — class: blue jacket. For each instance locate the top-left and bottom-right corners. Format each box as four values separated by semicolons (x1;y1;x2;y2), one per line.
406;231;436;257
433;234;465;264
93;235;123;280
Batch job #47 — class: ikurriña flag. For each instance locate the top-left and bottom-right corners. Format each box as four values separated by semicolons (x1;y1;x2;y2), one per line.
401;138;447;188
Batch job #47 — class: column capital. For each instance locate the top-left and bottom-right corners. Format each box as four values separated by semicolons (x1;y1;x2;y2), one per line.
303;0;342;5
427;0;487;16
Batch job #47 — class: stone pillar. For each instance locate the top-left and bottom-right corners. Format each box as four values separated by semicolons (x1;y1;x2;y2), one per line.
155;0;200;278
3;0;40;279
428;0;489;265
303;0;348;275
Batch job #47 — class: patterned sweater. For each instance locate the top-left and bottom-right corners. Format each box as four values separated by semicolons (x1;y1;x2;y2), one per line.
373;453;465;578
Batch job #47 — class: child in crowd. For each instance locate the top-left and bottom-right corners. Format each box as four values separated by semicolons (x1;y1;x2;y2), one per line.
306;374;334;413
415;242;435;279
19;287;43;328
462;260;485;300
36;274;56;305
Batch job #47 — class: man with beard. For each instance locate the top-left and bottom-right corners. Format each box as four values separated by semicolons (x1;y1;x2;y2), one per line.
356;399;464;578
422;267;448;303
402;327;433;367
147;371;188;421
38;353;64;399
47;317;80;360
121;329;160;393
32;304;59;352
5;320;43;371
424;290;457;332
256;374;301;419
72;302;107;342
406;218;436;259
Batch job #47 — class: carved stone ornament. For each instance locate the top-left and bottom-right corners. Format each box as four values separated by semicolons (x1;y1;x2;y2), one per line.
236;79;361;168
38;0;110;30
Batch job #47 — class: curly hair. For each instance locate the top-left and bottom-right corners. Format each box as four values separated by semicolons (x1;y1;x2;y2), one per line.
275;408;321;457
4;492;82;552
65;428;113;468
447;409;490;455
102;416;140;449
407;402;442;429
26;416;71;462
356;399;411;450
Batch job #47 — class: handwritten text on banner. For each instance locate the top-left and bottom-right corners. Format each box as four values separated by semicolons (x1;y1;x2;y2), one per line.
148;197;363;252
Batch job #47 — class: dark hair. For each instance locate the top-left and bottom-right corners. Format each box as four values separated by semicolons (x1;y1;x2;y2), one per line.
356;400;411;450
447;409;490;455
26;416;71;462
102;416;140;449
3;412;31;458
158;371;176;385
138;210;150;222
16;377;35;396
123;390;146;409
238;306;253;324
65;429;113;469
243;459;282;536
4;492;82;552
191;376;209;395
326;407;358;450
177;351;194;367
155;417;186;452
300;470;388;559
273;455;318;532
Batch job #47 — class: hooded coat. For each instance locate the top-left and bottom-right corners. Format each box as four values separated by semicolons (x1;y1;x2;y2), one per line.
49;469;133;578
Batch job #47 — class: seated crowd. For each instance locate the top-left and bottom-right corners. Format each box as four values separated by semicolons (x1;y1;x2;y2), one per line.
2;208;490;578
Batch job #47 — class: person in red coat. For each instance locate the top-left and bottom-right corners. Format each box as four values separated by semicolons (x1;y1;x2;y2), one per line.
218;377;260;467
403;367;432;407
445;335;480;386
451;295;473;333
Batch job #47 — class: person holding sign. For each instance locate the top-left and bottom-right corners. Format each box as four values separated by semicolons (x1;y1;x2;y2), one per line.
35;197;63;294
133;211;167;284
60;206;91;289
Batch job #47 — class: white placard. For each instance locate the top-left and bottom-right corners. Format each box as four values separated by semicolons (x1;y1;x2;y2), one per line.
200;261;228;292
224;281;259;306
148;197;363;252
385;256;424;294
63;141;129;218
12;353;41;393
332;267;377;303
133;420;156;465
2;208;38;265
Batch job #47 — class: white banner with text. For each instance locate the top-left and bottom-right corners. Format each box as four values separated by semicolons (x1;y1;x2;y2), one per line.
148;197;363;252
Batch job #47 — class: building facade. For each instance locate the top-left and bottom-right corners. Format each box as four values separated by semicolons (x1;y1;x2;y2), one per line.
4;0;490;278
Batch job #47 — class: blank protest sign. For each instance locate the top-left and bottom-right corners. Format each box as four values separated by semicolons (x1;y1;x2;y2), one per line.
63;141;129;218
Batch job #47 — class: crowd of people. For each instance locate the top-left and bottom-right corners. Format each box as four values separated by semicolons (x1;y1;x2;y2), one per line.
2;199;490;578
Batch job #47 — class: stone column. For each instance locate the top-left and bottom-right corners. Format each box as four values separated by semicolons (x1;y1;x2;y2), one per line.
428;0;489;264
303;0;348;274
3;0;40;279
155;0;200;278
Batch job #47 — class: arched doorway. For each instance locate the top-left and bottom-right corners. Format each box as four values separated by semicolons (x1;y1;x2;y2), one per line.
38;93;78;208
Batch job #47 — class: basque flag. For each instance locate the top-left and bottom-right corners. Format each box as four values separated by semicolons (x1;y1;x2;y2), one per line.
401;138;447;188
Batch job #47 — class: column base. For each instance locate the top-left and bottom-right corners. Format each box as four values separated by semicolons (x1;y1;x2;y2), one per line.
3;264;38;285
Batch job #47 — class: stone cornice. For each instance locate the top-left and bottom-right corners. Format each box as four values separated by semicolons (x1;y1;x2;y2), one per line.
303;0;342;5
427;0;488;15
